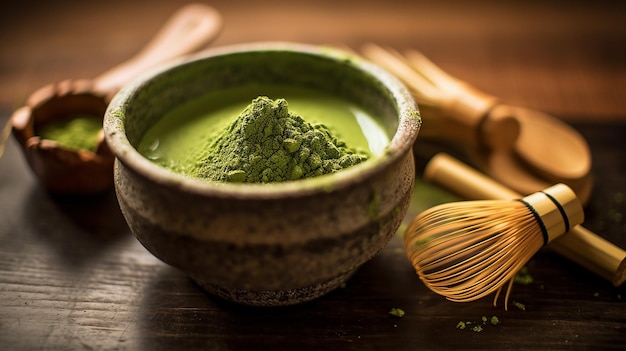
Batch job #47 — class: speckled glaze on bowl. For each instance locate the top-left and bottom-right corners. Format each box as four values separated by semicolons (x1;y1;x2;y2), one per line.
104;42;421;306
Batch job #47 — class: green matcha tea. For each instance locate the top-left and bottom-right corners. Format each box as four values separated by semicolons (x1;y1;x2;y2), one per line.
138;85;390;183
39;114;102;152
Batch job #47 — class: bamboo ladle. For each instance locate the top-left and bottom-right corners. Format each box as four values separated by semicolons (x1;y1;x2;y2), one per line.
361;44;593;203
9;3;222;195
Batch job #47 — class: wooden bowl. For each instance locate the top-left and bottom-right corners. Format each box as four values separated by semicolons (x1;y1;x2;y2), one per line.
10;80;115;195
104;42;421;306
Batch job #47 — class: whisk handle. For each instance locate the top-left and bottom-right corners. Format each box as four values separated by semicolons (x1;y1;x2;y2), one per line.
520;184;584;245
424;153;626;286
423;153;519;199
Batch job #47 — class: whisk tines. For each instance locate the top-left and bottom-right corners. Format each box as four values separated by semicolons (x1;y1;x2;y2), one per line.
404;184;584;309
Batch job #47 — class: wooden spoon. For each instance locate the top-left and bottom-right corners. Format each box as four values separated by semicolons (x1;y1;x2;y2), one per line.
510;105;592;183
361;44;593;203
10;3;222;195
361;44;518;152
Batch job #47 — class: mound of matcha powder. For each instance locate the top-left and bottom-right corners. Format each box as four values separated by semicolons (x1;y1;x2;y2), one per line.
196;96;369;183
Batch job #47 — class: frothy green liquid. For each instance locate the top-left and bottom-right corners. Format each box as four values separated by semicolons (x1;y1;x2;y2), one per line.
138;84;390;176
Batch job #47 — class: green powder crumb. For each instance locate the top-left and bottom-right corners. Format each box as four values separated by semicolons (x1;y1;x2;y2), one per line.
512;301;526;310
38;114;102;152
195;96;369;183
367;192;381;219
513;266;533;285
457;316;499;332
389;308;405;318
471;325;483;332
490;316;500;325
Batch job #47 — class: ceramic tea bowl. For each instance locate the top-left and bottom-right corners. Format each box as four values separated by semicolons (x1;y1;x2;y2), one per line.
104;42;421;306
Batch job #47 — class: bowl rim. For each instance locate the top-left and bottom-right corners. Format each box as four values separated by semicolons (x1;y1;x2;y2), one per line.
104;41;421;198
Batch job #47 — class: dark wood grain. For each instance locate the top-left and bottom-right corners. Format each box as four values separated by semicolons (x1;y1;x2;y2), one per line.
1;1;625;350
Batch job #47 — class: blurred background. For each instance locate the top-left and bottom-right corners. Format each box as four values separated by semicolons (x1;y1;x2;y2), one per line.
1;1;625;350
1;0;625;120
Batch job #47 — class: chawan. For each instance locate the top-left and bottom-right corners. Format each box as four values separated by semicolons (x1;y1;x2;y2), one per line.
104;42;421;306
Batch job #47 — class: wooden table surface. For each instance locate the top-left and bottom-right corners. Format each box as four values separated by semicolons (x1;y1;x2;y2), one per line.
1;1;625;350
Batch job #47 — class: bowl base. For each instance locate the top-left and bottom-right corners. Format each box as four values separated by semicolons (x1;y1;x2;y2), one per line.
190;268;357;306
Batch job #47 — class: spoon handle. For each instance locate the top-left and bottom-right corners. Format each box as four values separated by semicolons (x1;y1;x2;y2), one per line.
94;3;222;94
360;44;514;151
423;152;626;287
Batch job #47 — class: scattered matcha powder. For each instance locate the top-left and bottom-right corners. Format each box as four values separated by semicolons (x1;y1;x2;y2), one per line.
513;266;534;285
38;114;102;152
195;96;369;183
367;192;381;219
456;316;500;332
512;301;526;310
389;308;405;318
490;316;500;325
471;325;483;333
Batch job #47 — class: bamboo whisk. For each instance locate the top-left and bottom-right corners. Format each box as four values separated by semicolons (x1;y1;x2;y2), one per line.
404;183;584;308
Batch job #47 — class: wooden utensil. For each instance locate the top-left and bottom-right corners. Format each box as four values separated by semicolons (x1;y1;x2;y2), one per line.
10;3;222;195
423;153;626;287
361;44;593;203
405;183;584;309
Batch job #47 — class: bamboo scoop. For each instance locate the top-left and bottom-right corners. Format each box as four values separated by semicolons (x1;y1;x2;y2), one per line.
361;44;593;203
10;3;222;195
422;152;626;287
